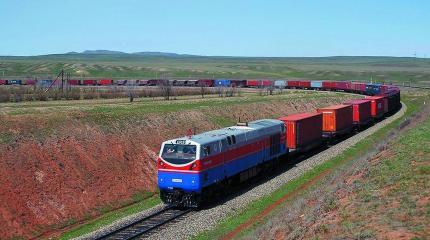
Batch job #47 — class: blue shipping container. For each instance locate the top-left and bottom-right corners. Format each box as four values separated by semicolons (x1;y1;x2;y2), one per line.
311;80;323;88
40;80;53;86
214;79;231;87
274;80;286;88
9;79;22;85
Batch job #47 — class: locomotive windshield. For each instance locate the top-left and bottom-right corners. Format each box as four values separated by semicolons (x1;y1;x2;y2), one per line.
161;144;197;164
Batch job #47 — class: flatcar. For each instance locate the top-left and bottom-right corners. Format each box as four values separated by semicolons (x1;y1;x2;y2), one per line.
157;119;287;207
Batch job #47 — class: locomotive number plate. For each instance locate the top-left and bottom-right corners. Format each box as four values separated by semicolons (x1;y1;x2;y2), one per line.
176;140;186;144
172;178;183;183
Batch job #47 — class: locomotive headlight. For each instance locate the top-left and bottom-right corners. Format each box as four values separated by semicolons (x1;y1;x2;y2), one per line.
191;163;197;169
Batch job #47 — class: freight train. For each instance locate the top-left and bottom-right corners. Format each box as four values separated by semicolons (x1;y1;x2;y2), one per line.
0;78;396;95
156;80;401;207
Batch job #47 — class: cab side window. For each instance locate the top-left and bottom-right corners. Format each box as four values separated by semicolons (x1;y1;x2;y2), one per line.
203;146;211;156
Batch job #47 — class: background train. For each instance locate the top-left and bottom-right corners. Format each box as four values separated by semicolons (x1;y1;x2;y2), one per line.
156;81;401;207
0;78;399;96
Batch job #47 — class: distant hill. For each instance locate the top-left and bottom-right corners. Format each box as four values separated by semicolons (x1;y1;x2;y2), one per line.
62;50;197;57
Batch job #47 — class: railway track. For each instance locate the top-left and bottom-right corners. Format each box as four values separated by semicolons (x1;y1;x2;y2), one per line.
95;206;192;240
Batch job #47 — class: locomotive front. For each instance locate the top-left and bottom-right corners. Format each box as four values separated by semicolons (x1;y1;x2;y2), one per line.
157;138;202;207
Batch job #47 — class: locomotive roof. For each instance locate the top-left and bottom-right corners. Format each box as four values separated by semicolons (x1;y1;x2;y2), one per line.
173;119;283;145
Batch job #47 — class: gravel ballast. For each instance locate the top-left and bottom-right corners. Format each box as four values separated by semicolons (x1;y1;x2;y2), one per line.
77;103;406;240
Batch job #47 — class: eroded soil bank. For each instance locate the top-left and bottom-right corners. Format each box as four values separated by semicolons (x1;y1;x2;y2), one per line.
0;93;354;239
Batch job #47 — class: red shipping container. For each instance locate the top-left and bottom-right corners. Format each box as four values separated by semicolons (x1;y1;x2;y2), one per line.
287;80;300;88
322;81;337;90
83;79;97;85
262;80;272;87
67;79;80;85
98;79;113;85
365;96;385;118
197;79;214;87
336;81;350;90
246;80;259;87
351;82;366;93
298;80;311;89
278;112;322;151
0;79;7;85
343;99;372;126
317;104;353;136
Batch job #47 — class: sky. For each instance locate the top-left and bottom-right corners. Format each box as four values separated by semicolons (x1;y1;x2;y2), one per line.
0;0;429;57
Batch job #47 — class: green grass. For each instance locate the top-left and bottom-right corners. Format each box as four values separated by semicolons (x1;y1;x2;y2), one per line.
193;94;427;240
1;55;430;86
58;195;161;240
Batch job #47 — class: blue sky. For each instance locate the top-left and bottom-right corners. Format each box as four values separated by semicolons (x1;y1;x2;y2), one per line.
0;0;429;57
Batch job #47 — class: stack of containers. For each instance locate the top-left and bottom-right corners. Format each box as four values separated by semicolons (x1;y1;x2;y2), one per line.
343;99;372;126
365;96;386;119
278;112;323;152
317;104;353;137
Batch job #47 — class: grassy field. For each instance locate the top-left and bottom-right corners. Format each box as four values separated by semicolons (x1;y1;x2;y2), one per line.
193;91;430;240
1;55;430;86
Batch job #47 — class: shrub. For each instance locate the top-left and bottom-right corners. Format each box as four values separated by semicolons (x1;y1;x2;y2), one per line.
0;88;11;102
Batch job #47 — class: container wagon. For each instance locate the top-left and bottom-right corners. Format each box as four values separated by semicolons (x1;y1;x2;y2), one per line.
310;80;323;89
278;112;323;152
39;80;53;86
336;81;351;91
186;80;198;86
287;80;300;89
351;82;366;94
83;79;97;85
136;80;148;86
197;79;214;87
24;79;37;85
246;80;272;88
322;81;337;91
0;80;7;85
214;79;231;87
343;99;372;127
116;80;127;85
9;79;22;85
298;80;311;89
67;79;81;85
229;79;245;87
317;104;353;137
274;80;286;89
98;79;113;85
365;96;385;119
383;90;401;113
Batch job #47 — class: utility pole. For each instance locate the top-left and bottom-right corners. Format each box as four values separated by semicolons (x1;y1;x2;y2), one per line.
60;69;65;92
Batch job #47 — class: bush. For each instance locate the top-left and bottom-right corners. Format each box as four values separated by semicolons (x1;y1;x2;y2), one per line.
0;88;11;102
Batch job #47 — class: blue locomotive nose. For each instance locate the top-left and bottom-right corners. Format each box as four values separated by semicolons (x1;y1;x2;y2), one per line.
158;171;201;192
